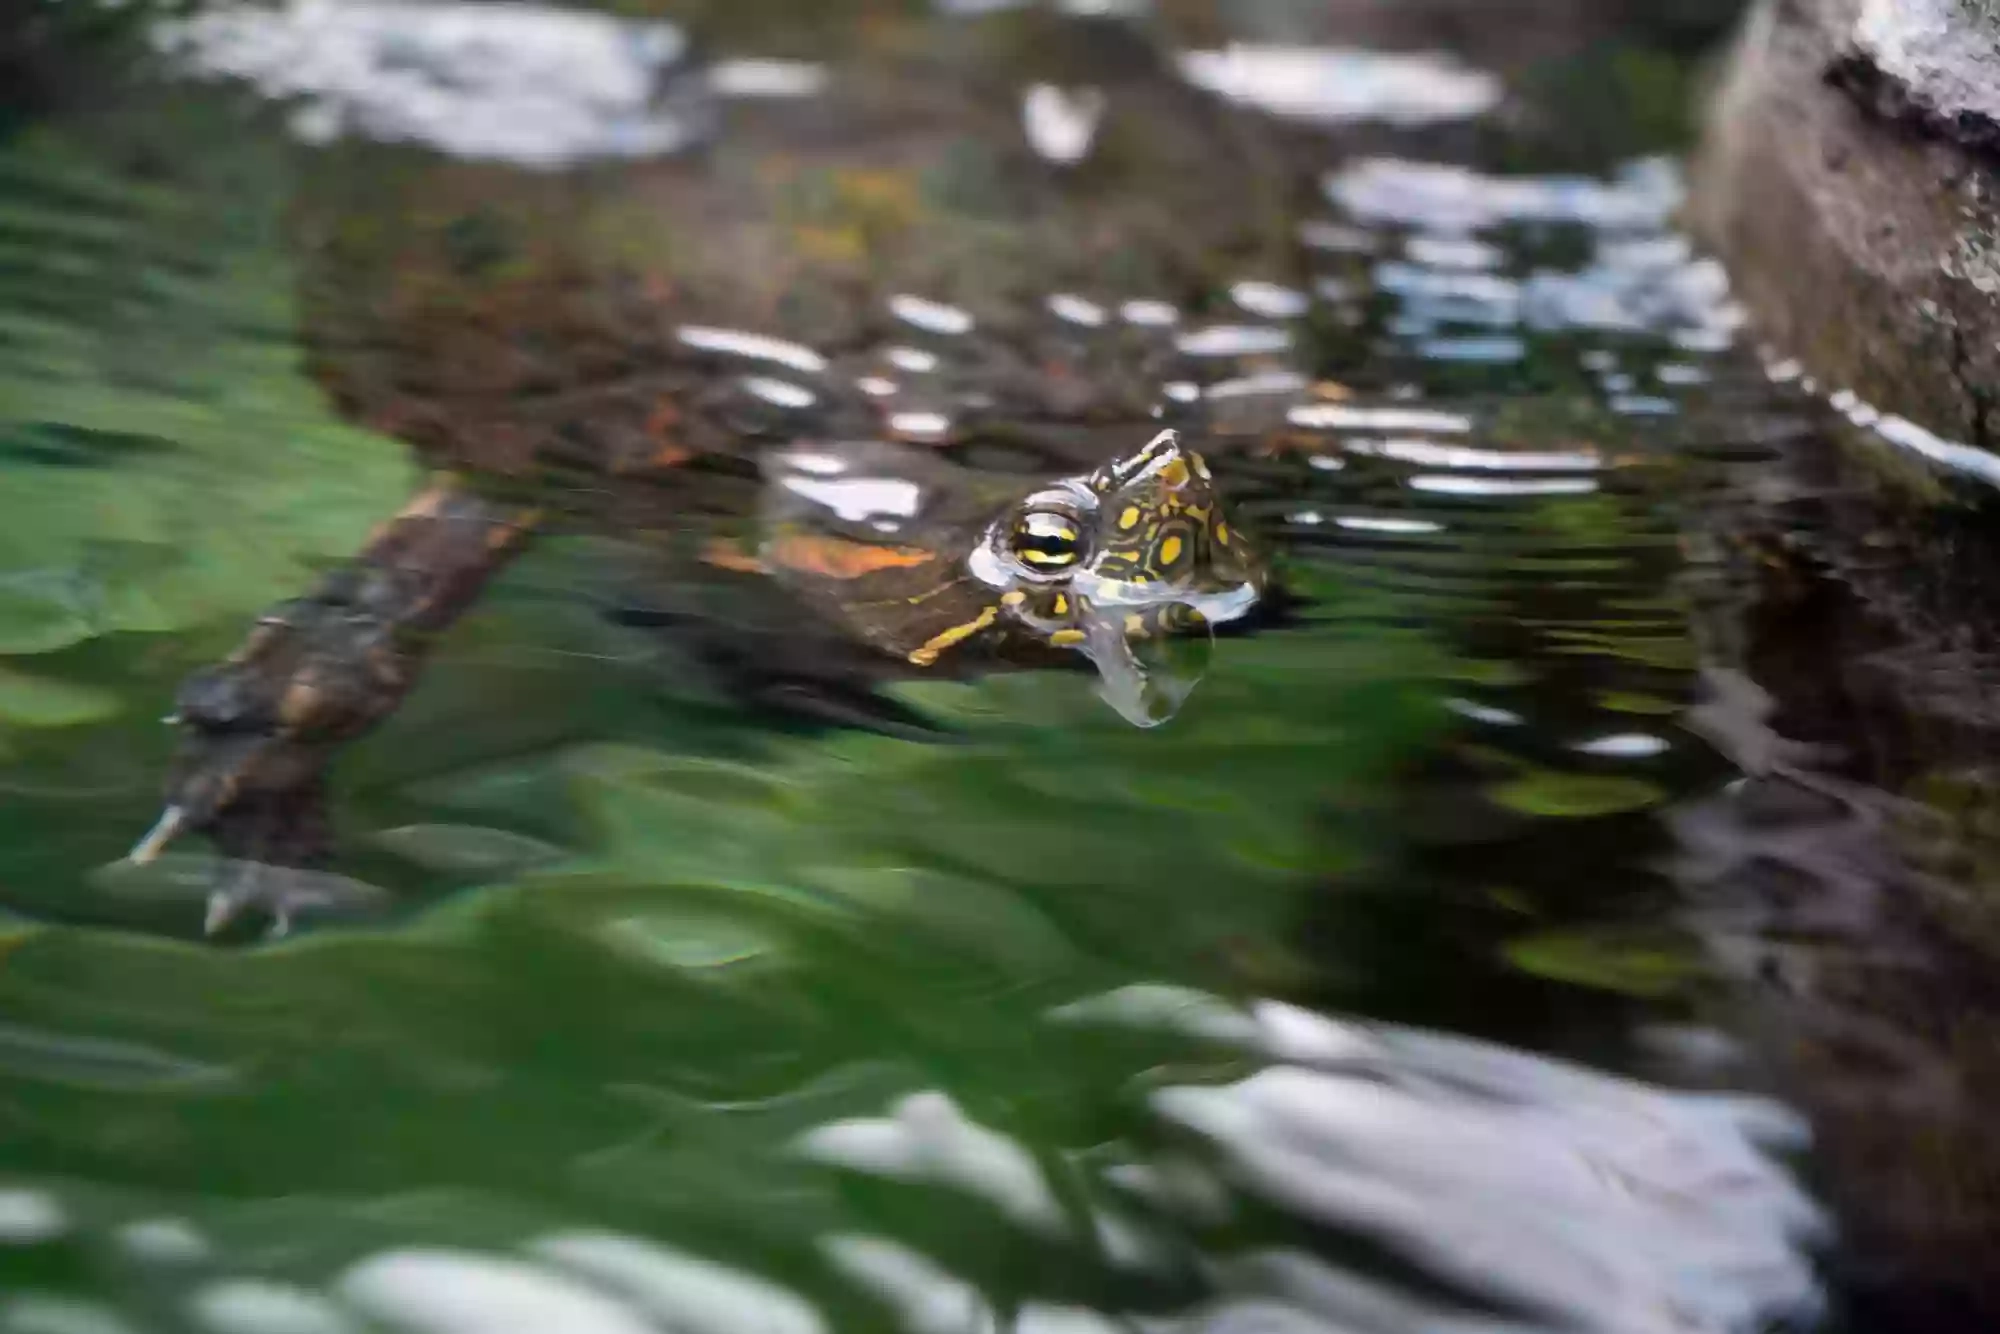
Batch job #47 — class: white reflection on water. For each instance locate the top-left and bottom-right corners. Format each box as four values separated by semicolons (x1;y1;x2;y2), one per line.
1175;326;1292;358
676;327;828;376
889;412;955;443
1446;696;1524;726
793;1091;1068;1237
1288;405;1473;434
1052;988;1825;1334
1229;281;1311;321
532;1233;826;1334
743;377;817;410
189;1280;356;1334
1023;85;1106;166
1154;1069;1819;1333
1329;157;1743;356
154;0;698;165
1088;988;1824;1334
1344;440;1601;473
778;474;923;524
1866;403;2000;488
1327;159;1682;234
1376;261;1523;315
1120;300;1181;327
339;1250;654;1334
709;59;828;100
823;1236;1124;1334
2;1296;140;1334
1405;234;1504;271
820;1236;991;1334
890;296;976;337
1298;221;1377;254
1204;371;1308;402
889;347;942;374
1410;476;1599;497
1609;395;1678;418
1164;1248;1551;1334
0;1189;67;1244
1573;733;1671;759
1416;335;1525;363
116;1217;211;1264
1178;46;1500;127
1047;294;1108;327
1336;515;1442;536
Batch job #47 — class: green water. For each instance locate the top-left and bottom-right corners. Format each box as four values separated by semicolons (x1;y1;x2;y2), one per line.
0;2;1910;1330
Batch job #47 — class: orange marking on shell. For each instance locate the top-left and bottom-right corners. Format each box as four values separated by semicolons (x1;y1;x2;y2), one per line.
701;538;772;575
278;679;327;732
767;534;936;580
486;508;543;551
641;398;692;470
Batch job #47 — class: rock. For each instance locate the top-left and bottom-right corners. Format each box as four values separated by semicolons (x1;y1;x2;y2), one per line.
1687;0;2000;464
1843;0;2000;153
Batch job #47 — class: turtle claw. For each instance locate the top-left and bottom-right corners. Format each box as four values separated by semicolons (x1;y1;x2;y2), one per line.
128;805;189;867
202;884;290;941
203;889;237;938
150;601;398;865
199;859;387;941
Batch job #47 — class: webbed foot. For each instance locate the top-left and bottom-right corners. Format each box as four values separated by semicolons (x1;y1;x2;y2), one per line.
133;600;411;866
94;842;391;941
131;480;539;869
200;854;391;940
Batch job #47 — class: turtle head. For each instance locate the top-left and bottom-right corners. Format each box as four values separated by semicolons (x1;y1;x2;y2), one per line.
967;429;1263;724
761;430;1262;726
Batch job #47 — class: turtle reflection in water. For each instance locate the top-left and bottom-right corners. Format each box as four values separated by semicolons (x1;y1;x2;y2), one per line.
129;6;1284;912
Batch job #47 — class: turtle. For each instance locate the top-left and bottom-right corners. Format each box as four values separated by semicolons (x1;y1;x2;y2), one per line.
129;1;1305;890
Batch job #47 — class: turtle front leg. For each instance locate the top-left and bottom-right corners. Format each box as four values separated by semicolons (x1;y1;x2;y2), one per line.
132;478;541;891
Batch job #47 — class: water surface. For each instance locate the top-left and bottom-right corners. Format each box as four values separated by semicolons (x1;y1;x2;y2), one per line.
0;1;1952;1329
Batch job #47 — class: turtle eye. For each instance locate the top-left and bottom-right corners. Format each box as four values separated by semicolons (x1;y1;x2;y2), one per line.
1008;508;1087;571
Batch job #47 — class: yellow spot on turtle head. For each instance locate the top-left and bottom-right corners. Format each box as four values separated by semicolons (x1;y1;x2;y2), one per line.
1159;535;1184;567
1124;613;1146;636
1118;506;1141;531
908;606;998;666
1001;590;1027;607
1050;628;1086;647
1051;593;1069;615
1216;522;1231;546
1159;458;1191;489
